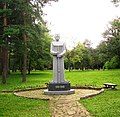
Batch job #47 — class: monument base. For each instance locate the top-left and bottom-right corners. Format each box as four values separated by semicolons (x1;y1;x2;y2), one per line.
48;82;70;91
44;89;75;95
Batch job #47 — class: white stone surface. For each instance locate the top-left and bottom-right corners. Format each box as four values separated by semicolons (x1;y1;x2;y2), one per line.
50;35;66;83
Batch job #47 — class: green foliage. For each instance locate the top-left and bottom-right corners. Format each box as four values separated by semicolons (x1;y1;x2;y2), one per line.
65;39;104;70
95;17;120;69
64;49;73;71
64;17;120;70
27;23;52;70
1;8;12;16
68;42;90;69
0;0;53;76
104;61;111;69
110;55;120;68
104;56;120;69
4;26;20;37
0;0;13;3
103;17;120;57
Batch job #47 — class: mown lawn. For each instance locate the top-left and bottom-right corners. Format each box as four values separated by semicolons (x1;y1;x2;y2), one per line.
65;69;120;88
0;69;120;90
0;93;50;117
0;69;120;117
80;90;120;117
0;71;53;90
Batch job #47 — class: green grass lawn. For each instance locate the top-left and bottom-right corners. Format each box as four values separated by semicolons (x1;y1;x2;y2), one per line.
0;69;120;90
0;69;120;117
80;90;120;117
65;69;120;88
0;70;53;90
0;93;50;117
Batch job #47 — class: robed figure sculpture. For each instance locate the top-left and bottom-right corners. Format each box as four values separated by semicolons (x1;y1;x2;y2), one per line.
44;34;75;94
47;34;70;91
50;34;66;83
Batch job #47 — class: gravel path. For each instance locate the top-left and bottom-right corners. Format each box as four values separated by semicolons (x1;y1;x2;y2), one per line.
14;89;104;117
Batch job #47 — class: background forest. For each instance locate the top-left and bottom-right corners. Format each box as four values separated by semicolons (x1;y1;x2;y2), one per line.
0;0;120;84
65;17;120;71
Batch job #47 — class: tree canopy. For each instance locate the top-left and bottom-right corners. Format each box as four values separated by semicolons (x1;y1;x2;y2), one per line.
0;0;57;84
0;0;120;84
65;17;120;70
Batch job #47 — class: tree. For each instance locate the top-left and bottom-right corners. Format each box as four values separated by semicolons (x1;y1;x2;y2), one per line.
0;47;2;75
69;42;91;70
65;49;72;71
111;0;120;6
1;1;8;84
103;17;120;58
21;0;58;80
0;0;58;84
110;55;120;68
102;17;120;69
104;55;120;69
95;41;109;69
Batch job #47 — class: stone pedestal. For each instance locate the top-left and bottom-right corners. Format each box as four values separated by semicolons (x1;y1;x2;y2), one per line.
44;82;75;95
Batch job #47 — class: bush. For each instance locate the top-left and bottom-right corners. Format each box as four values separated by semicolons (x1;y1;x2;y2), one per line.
104;55;120;69
104;61;111;69
110;55;119;69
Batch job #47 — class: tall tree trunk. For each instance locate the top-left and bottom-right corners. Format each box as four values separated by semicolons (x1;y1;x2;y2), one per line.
8;52;10;74
22;33;27;82
0;47;2;75
22;1;27;82
2;48;7;84
20;57;23;74
68;59;71;72
2;2;8;84
28;59;31;75
6;50;8;78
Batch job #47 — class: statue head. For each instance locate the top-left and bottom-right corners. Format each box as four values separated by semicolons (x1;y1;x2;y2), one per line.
55;34;60;41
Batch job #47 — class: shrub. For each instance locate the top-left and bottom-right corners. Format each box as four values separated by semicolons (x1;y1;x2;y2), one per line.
110;55;119;69
104;61;111;69
104;55;120;69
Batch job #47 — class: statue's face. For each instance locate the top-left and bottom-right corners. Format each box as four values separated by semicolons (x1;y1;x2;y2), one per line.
55;34;60;41
56;38;59;41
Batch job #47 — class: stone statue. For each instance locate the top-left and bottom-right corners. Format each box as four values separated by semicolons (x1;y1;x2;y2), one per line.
44;34;75;94
50;34;66;83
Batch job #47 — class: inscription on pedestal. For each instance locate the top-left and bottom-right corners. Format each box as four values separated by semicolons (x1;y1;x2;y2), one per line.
48;83;70;91
55;85;65;88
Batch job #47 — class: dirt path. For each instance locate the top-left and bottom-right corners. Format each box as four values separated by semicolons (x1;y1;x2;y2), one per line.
14;89;104;117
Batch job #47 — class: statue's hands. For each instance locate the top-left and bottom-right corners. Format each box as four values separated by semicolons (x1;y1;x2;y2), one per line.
57;50;66;58
57;54;62;58
55;51;59;55
52;51;59;55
